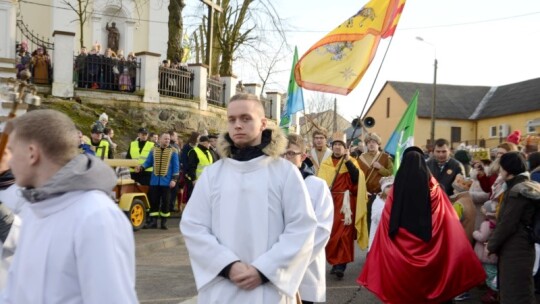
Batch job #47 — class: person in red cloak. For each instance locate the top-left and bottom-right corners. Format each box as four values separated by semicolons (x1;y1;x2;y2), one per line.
357;146;486;303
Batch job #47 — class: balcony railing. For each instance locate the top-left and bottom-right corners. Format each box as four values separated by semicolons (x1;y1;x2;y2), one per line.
207;77;226;107
73;55;140;92
158;67;194;99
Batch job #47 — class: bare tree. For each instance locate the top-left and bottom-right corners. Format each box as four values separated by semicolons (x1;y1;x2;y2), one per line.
246;41;288;95
186;0;289;77
300;93;350;140
63;0;91;49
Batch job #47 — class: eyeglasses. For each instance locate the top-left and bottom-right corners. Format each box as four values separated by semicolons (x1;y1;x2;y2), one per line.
282;151;302;157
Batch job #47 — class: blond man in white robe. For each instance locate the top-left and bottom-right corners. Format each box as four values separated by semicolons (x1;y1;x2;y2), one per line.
181;93;317;303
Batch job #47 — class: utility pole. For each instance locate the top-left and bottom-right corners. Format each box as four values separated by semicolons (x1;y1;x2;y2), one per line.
333;97;338;133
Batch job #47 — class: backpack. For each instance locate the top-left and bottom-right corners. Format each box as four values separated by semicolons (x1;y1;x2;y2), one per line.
513;180;540;243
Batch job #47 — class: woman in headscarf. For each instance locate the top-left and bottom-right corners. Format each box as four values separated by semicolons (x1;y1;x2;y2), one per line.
357;146;485;303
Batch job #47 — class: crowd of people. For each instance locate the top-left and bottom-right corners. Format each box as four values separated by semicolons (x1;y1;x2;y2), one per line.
0;93;539;304
15;41;52;84
75;44;138;92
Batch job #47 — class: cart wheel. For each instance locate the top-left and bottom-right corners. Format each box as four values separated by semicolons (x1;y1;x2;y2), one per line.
129;199;146;231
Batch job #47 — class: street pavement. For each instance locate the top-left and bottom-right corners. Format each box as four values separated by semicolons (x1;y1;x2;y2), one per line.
134;217;536;304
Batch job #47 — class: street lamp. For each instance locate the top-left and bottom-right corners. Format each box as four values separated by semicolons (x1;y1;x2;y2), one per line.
416;36;438;146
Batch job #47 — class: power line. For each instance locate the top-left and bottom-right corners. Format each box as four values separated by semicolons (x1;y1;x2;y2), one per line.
18;0;540;33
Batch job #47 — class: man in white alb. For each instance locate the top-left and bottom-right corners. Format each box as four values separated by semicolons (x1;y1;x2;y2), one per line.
181;93;317;303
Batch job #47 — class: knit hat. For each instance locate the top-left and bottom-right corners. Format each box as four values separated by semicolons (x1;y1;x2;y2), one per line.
499;151;527;176
452;174;473;193
364;133;382;145
99;112;109;122
454;150;471;164
506;130;521;145
379;176;395;191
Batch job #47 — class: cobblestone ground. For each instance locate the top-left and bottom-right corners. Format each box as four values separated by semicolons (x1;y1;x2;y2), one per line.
135;218;540;304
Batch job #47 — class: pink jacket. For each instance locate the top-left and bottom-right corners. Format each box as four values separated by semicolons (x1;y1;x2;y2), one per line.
473;219;498;264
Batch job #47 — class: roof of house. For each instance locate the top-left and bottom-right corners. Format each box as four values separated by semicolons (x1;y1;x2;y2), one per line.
383;77;540;120
388;81;490;120
474;77;540;119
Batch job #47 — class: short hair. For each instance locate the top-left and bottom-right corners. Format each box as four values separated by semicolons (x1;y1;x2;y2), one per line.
312;128;328;139
208;134;218;140
228;93;265;117
287;134;306;152
497;142;518;153
188;131;199;145
103;127;113;135
434;138;449;148
5;109;79;166
168;130;177;136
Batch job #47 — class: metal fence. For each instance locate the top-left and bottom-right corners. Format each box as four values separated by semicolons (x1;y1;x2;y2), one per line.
158;67;194;99
73;55;140;92
207;78;226;107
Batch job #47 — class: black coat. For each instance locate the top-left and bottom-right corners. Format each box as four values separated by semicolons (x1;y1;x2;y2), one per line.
488;174;537;303
426;157;463;197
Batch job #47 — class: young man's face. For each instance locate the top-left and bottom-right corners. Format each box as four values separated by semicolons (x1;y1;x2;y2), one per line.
227;100;267;148
170;132;178;142
7;131;33;187
139;133;149;142
200;141;210;149
434;144;450;163
313;135;327;150
209;138;217;148
283;143;304;168
366;139;379;152
91;132;102;142
332;143;346;157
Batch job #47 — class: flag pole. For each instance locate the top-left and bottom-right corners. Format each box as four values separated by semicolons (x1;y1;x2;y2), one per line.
359;35;396;118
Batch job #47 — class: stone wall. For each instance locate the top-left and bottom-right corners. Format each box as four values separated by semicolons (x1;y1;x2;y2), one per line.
38;93;228;158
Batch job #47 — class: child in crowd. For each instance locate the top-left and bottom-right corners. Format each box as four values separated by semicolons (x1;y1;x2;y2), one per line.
119;68;131;92
368;176;394;251
473;201;498;303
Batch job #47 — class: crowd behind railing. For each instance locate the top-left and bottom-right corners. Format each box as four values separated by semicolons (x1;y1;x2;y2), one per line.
158;60;194;99
16;40;227;102
74;44;139;92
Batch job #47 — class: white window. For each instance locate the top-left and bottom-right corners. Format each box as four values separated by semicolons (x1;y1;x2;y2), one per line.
527;120;537;134
489;126;497;138
499;124;510;137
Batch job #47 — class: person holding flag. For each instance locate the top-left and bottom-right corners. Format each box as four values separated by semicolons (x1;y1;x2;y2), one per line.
317;134;368;279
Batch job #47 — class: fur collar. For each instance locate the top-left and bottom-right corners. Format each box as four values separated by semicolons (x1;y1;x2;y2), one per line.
217;125;287;160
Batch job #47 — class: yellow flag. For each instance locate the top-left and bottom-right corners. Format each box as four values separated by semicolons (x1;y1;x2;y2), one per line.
295;0;406;95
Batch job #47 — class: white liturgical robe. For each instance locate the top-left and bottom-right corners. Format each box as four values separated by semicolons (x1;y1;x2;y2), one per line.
181;155;317;304
1;190;138;304
299;175;333;302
